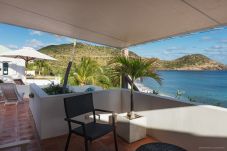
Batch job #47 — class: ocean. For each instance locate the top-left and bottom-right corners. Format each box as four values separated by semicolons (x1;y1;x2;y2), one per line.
136;71;227;107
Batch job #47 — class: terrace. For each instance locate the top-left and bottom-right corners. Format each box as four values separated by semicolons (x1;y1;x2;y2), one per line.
1;0;227;151
0;84;227;150
0;101;157;151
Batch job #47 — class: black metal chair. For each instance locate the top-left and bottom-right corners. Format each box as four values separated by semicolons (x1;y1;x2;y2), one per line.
64;93;118;151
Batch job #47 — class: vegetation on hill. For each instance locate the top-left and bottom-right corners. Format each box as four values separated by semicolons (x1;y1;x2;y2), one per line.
34;43;138;87
153;54;227;70
27;43;227;87
38;43;138;76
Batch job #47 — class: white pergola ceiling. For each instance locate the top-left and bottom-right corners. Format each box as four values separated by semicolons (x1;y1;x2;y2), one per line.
0;0;227;48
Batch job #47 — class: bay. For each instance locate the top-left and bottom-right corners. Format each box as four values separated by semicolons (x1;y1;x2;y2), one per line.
136;71;227;107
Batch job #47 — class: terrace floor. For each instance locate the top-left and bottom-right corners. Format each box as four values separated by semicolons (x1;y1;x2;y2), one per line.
0;100;158;151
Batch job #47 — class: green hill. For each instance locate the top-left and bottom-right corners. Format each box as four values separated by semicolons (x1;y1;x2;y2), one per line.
154;54;227;70
38;43;138;75
37;43;226;75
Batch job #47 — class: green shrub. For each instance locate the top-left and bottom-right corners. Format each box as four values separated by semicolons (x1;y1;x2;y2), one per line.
43;83;72;95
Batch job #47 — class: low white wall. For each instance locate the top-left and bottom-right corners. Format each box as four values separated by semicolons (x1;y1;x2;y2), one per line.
29;85;122;139
29;86;227;150
30;84;79;139
121;90;227;151
16;85;30;98
29;84;43;136
93;89;122;113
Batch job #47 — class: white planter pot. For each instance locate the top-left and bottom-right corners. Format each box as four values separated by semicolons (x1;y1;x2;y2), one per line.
116;113;147;143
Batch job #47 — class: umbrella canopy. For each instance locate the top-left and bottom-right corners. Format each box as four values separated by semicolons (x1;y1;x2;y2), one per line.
0;47;56;62
1;0;227;48
0;45;12;54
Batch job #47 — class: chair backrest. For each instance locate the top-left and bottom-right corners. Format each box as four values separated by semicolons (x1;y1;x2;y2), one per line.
64;93;94;118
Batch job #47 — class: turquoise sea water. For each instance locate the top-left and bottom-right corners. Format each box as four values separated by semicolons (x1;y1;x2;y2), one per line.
138;71;227;107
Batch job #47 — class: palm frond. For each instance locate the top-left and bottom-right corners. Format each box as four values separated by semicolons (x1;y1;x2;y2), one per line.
112;56;162;85
74;57;111;88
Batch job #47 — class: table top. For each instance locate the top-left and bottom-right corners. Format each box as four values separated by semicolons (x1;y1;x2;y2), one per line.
136;142;186;151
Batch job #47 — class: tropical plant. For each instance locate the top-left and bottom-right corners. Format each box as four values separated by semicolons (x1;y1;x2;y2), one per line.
74;57;111;88
102;66;121;88
113;56;161;119
42;83;72;95
34;60;48;75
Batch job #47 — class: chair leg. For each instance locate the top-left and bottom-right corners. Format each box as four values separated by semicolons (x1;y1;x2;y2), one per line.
65;133;71;151
84;138;89;151
113;129;118;151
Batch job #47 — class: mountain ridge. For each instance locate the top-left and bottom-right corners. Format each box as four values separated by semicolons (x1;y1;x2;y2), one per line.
38;43;227;75
152;54;227;70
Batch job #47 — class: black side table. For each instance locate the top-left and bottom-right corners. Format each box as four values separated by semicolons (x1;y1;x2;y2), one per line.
136;142;186;151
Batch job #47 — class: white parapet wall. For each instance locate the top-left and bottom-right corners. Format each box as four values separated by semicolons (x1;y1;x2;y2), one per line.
16;85;30;98
29;84;122;139
29;86;227;150
121;90;227;151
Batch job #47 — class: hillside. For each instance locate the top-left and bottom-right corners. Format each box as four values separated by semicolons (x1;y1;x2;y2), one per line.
39;43;138;75
154;54;227;70
38;43;227;75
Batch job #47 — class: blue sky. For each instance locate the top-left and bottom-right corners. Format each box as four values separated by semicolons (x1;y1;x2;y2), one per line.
0;23;72;49
130;26;227;64
1;23;227;64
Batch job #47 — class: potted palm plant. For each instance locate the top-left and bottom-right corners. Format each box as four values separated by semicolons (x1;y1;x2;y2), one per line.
113;56;161;119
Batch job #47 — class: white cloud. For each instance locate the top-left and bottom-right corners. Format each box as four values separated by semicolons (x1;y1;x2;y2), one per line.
211;45;225;49
54;34;65;39
204;45;227;53
25;39;45;49
165;46;184;52
30;30;43;36
201;36;212;41
65;37;73;42
213;27;225;31
219;39;227;44
53;34;73;43
7;44;18;50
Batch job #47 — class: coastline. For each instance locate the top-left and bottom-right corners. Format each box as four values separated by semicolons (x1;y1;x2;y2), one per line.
134;82;173;98
135;71;227;108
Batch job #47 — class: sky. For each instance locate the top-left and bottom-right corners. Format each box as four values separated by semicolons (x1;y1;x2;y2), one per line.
0;23;72;50
130;26;227;64
1;23;227;64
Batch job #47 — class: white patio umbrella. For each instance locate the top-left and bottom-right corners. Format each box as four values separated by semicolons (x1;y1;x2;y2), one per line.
0;47;56;67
